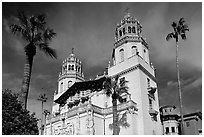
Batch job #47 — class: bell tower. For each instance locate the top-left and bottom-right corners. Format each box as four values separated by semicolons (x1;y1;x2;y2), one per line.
112;12;150;65
108;12;162;134
52;49;85;116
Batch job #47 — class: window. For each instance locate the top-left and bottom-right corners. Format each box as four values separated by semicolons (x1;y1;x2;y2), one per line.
132;46;138;56
147;78;150;88
119;49;124;62
68;81;72;88
68;65;71;70
78;67;80;72
149;98;153;109
128;26;131;33
166;127;169;134
123;27;126;35
115;29;118;37
71;65;74;70
171;127;175;133
60;82;63;92
119;30;122;37
132;26;136;33
186;121;190;127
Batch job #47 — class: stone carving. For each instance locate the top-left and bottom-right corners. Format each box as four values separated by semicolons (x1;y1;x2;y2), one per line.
86;110;95;135
53;122;74;135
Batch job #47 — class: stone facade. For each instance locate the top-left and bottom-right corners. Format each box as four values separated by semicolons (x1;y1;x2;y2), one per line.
44;13;163;135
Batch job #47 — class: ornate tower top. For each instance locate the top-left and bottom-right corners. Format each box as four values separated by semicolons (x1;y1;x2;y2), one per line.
59;49;84;81
114;12;147;49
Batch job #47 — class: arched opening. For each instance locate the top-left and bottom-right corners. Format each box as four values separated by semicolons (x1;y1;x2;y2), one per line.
123;27;126;35
131;46;138;56
119;49;124;62
128;26;131;33
132;26;136;33
119;30;122;37
68;81;72;88
60;82;63;93
115;29;118;37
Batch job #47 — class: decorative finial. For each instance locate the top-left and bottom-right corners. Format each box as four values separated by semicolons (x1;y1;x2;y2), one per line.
71;48;74;54
124;7;129;15
124;7;130;18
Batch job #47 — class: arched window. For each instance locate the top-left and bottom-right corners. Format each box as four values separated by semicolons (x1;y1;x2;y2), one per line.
68;81;72;88
119;30;122;37
60;82;63;93
115;29;118;37
119;49;124;62
132;46;138;56
132;26;136;33
123;27;126;35
128;26;131;33
71;65;74;70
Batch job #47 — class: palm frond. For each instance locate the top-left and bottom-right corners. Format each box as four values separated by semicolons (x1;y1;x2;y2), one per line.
171;22;177;28
182;24;189;32
33;32;43;42
103;77;113;97
180;33;187;40
166;32;175;41
29;15;37;31
10;24;23;34
37;14;46;24
118;87;129;95
43;28;56;41
10;24;32;42
38;43;57;59
179;17;185;26
17;10;28;28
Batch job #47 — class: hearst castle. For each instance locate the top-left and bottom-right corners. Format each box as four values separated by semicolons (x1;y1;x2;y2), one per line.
44;13;202;135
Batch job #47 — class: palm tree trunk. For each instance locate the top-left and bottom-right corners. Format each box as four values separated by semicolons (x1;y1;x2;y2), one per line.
112;93;119;135
20;54;34;110
176;42;185;135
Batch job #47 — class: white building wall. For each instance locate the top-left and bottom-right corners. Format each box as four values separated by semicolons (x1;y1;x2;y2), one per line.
94;114;104;135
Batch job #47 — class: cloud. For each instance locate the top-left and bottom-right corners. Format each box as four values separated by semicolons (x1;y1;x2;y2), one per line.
2;73;22;93
3;18;10;33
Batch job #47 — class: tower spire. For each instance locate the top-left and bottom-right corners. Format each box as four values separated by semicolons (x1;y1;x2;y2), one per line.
72;48;74;54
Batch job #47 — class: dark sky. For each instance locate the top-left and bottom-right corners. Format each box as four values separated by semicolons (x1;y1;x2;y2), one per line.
2;2;202;121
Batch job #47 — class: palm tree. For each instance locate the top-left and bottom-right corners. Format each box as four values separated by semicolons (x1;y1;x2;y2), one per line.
109;112;130;134
37;93;48;135
166;17;189;135
10;11;57;110
103;75;129;135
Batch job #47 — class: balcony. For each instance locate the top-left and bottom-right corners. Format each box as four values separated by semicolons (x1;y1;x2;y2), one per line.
46;100;138;124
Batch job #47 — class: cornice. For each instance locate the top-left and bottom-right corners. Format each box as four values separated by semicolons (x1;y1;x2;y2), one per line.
114;36;148;49
110;64;156;82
